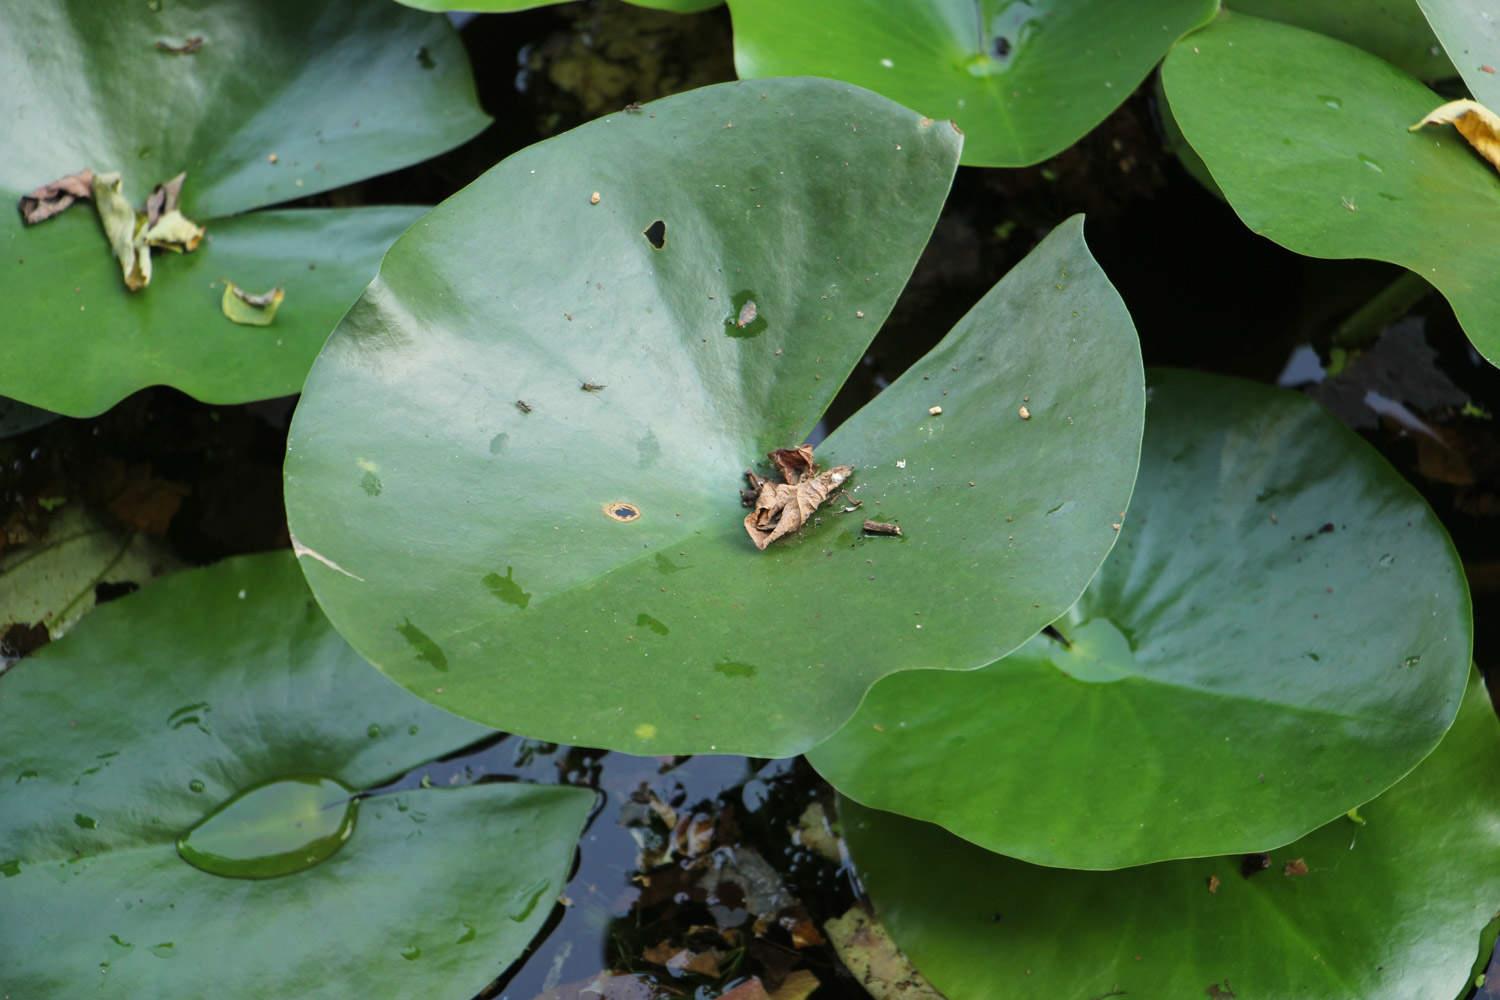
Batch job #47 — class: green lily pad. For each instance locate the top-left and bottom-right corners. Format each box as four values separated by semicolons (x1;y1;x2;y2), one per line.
1161;11;1500;367
1;0;491;416
810;370;1471;869
1417;0;1500;106
0;552;594;997
1234;0;1454;79
283;78;1145;757
841;668;1500;999
725;0;1219;167
397;0;721;11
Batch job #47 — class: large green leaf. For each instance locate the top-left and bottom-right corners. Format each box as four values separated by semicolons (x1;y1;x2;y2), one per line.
810;370;1471;869
0;0;490;416
1161;11;1500;366
0;552;594;997
283;78;1145;757
726;0;1219;167
841;668;1500;1000
1418;0;1500;106
1234;0;1454;79
397;0;721;11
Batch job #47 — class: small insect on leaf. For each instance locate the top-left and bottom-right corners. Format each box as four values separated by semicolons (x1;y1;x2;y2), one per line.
515;399;533;414
581;381;606;392
1411;100;1500;174
221;281;285;326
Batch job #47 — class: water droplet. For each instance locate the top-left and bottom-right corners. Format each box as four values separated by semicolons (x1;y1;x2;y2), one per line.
359;471;382;497
1304;651;1321;662
408;724;419;735
489;432;508;455
0;859;21;877
137;146;154;159
401;945;422;961
456;921;477;944
508;878;551;922
655;552;687;575
74;813;98;830
167;701;212;733
149;942;174;959
175;775;357;879
636;613;670;636
1318;95;1343;110
1402;655;1422;668
189;779;205;794
367;724;382;739
146;0;162;10
713;659;758;679
15;769;38;783
1378;553;1395;567
482;567;532;609
1358;154;1383;173
109;934;131;948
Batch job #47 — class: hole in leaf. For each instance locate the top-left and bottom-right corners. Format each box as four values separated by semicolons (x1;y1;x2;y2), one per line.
604;502;641;522
643;220;666;250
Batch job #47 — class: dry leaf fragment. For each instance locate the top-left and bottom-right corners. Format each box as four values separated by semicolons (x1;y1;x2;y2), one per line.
142;172;204;253
92;172;151;291
221;281;284;326
1283;857;1310;877
744;444;852;551
1410;99;1500;172
155;35;203;54
17;169;94;225
1207;874;1221;894
863;520;902;537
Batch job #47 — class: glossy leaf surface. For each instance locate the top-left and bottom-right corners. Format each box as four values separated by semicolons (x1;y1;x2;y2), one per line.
842;669;1500;999
0;0;489;415
0;552;593;998
1162;12;1500;365
284;79;1145;757
726;0;1219;166
811;370;1471;868
1235;0;1453;78
1418;0;1500;107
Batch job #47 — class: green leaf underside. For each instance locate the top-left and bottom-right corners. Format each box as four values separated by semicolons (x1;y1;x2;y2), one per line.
0;0;490;415
283;78;1146;757
0;552;593;998
810;370;1471;869
1417;0;1500;109
842;669;1500;1000
1234;0;1454;79
726;0;1219;167
1162;12;1500;366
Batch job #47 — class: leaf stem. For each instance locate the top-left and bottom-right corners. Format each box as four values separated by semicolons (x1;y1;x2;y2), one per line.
1331;271;1432;349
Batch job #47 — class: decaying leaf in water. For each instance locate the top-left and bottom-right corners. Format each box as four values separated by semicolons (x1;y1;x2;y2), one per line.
141;172;204;253
824;907;943;1000
92;172;151;291
743;444;853;551
17;169;94;225
1411;100;1500;173
221;281;285;326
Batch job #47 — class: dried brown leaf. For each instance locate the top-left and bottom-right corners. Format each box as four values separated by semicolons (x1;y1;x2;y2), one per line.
1411;99;1500;172
769;445;816;484
745;466;852;550
17;169;94;225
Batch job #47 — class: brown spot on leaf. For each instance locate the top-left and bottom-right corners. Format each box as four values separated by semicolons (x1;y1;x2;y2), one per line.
1283;857;1309;877
604;502;641;522
1206;874;1220;894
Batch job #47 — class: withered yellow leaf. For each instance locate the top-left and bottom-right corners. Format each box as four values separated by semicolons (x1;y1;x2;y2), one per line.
91;171;151;292
221;281;285;326
142;172;204;253
743;444;853;551
1410;99;1500;173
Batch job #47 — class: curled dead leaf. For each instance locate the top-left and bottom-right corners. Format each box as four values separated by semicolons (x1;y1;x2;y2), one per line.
17;169;94;225
92;172;151;291
744;444;853;551
221;282;285;326
1411;100;1500;173
142;172;204;253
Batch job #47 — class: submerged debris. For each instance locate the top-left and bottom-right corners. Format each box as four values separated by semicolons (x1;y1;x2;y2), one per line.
220;282;285;326
17;169;94;225
743;444;852;551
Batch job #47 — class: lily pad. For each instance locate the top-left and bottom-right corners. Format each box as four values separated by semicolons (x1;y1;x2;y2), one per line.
0;0;491;416
0;551;594;997
1235;0;1454;79
397;0;721;11
840;668;1500;999
809;370;1471;869
1161;11;1500;366
725;0;1219;167
282;78;1145;757
1418;0;1500;107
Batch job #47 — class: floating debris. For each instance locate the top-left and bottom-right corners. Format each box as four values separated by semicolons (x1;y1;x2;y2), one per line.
221;282;285;326
862;520;902;537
